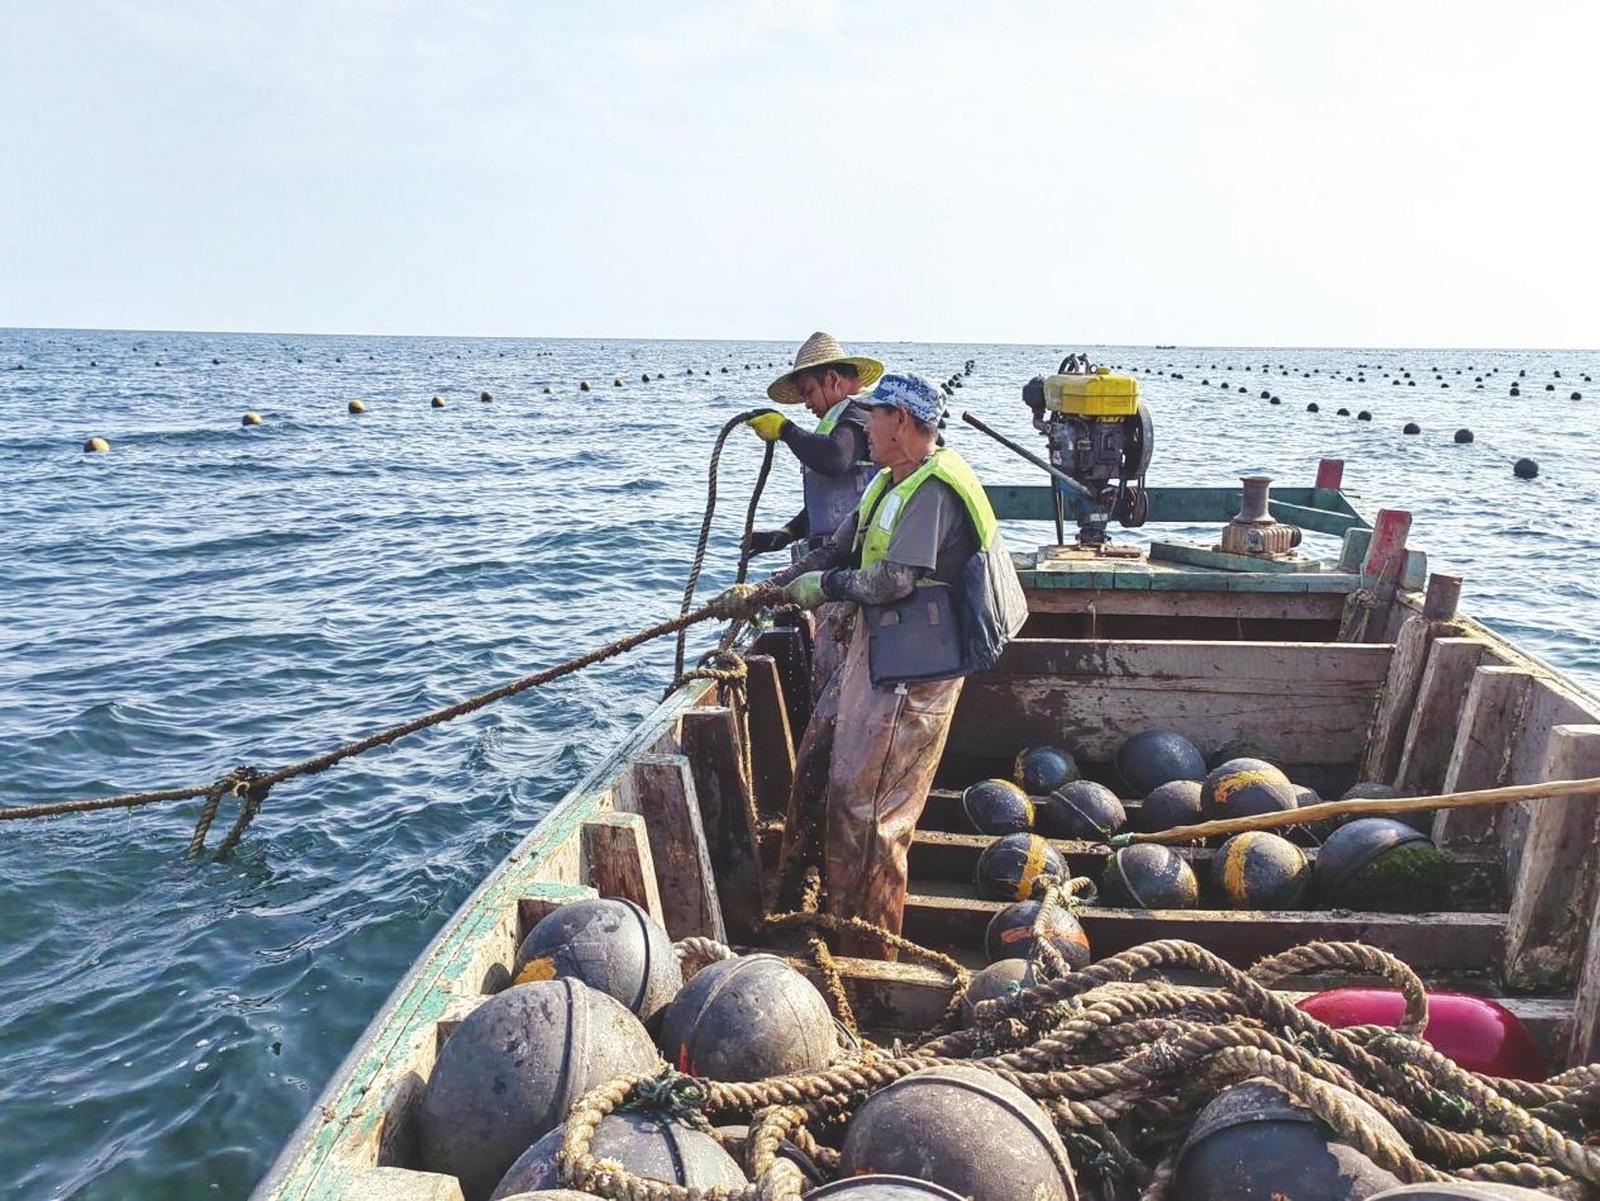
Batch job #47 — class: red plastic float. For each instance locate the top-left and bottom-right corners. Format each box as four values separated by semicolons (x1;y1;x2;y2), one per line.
1297;989;1546;1081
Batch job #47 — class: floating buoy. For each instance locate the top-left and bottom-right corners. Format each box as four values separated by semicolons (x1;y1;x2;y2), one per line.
512;897;680;1020
1391;379;1400;386
1510;386;1521;396
1014;746;1078;794
1407;380;1415;386
960;959;1032;1026
431;396;446;408
1336;407;1350;416
211;357;220;365
241;412;263;426
348;399;366;413
83;436;110;453
641;373;649;383
1259;389;1270;399
974;833;1067;901
480;390;492;402
1298;991;1546;1083
1307;402;1319;413
1269;397;1280;405
615;377;624;387
1358;410;1372;421
1175;1078;1401;1201
1546;383;1555;391
491;1112;746;1196
1315;818;1447;911
961;779;1034;836
1403;422;1420;434
1573;392;1583;401
1115;730;1206;796
1454;428;1473;443
543;385;553;394
1221;382;1230;390
418;979;658;1200
984;897;1091;966
580;381;591;391
1139;779;1204;833
1201;378;1210;385
1038;780;1125;840
1101;844;1200;909
657;953;837;1081
1202;758;1297;821
1212;831;1310;908
838;1066;1078;1201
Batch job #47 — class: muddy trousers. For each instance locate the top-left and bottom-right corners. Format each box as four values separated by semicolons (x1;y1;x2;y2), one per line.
779;618;964;958
808;600;856;707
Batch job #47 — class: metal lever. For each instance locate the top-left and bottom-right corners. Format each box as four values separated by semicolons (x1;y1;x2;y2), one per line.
960;410;1097;501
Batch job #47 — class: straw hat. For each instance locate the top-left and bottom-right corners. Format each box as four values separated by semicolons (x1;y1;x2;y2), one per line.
767;332;885;405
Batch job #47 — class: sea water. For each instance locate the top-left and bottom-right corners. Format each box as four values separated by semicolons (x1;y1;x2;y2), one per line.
1;330;1597;1198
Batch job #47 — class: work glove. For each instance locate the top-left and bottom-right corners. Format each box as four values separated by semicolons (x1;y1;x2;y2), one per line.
745;410;791;443
710;583;763;621
743;527;795;556
781;571;827;611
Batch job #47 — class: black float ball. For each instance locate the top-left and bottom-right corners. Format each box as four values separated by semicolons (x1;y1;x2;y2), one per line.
1014;745;1079;794
984;898;1091;967
974;833;1067;902
1358;410;1371;420
803;1178;968;1199
1116;730;1207;796
1038;780;1126;841
1454;428;1474;443
1307;402;1320;412
481;390;493;402
1269;396;1281;405
837;1065;1078;1201
489;1112;746;1198
1316;818;1448;912
418;979;660;1201
511;897;681;1020
1140;779;1205;833
1363;1185;1562;1199
1546;383;1555;391
1212;832;1310;908
960;958;1032;1026
1573;392;1583;401
1337;407;1350;416
961;779;1034;836
1403;422;1421;434
1260;389;1271;399
1101;845;1200;909
1175;1078;1401;1201
1514;457;1539;479
657;953;838;1081
1202;758;1298;821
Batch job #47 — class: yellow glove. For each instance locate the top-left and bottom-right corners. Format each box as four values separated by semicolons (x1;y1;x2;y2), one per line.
746;411;791;443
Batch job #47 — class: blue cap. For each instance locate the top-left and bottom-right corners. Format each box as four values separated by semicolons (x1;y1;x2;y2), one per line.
860;372;946;425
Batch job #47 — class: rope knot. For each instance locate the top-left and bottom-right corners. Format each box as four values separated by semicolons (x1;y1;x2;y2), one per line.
623;1069;713;1127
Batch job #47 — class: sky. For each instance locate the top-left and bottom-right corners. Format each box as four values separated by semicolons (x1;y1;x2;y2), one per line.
1;1;1596;347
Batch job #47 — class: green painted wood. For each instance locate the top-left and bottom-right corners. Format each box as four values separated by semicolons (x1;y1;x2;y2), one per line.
986;484;1363;530
254;680;712;1201
1149;541;1324;574
1268;500;1362;538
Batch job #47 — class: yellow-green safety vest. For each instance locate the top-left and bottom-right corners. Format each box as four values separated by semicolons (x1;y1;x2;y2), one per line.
814;399;851;435
852;448;999;570
802;399;875;539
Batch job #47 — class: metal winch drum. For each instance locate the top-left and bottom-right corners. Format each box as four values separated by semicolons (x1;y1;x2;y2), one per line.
1315;818;1448;911
418;978;660;1201
961;778;1035;836
1138;778;1205;833
1175;1078;1403;1201
656;953;839;1082
960;958;1034;1026
1218;475;1304;558
1100;844;1200;909
837;1065;1080;1201
974;832;1068;901
1115;729;1207;796
984;898;1091;967
1212;831;1312;909
1014;745;1079;795
511;897;681;1021
1038;780;1126;840
1203;757;1300;821
489;1113;747;1198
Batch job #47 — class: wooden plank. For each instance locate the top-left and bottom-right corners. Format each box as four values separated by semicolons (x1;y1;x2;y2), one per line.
1267;500;1362;538
948;639;1391;765
906;830;1503;911
1499;679;1600;883
1570;874;1600;1064
1361;611;1456;783
615;754;726;942
901;894;1506;972
751;626;813;733
343;1167;465;1201
743;653;797;819
580;812;666;929
989;484;1349;526
1504;725;1600;992
1315;459;1345;490
1433;666;1537;851
1393;637;1492;796
680;706;765;942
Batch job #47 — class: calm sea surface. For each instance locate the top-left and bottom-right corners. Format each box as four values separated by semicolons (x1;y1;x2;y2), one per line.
2;330;1598;1199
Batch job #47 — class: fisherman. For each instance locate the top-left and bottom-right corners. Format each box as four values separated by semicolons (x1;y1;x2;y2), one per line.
741;332;884;698
717;373;1028;956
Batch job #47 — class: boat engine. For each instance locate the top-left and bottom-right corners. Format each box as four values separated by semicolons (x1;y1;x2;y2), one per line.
1022;358;1153;547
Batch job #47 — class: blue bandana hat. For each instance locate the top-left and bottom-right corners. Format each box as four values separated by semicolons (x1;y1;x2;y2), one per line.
861;372;946;425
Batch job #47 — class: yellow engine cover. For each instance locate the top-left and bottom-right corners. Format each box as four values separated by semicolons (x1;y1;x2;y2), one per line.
1045;367;1140;416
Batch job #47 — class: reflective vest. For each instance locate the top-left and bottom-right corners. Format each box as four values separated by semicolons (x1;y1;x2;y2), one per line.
852;448;999;571
801;400;875;540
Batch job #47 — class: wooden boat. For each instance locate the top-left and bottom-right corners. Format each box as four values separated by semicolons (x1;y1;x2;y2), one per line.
254;462;1600;1201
